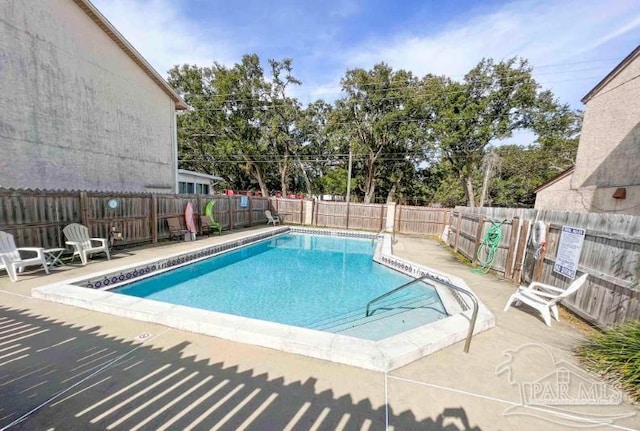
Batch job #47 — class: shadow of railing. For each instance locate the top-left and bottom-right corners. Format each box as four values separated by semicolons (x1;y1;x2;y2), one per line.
0;306;482;430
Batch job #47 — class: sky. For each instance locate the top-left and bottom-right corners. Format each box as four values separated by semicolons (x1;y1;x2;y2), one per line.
92;0;639;144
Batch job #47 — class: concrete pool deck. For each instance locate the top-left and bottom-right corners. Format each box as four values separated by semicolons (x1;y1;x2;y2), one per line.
0;226;638;430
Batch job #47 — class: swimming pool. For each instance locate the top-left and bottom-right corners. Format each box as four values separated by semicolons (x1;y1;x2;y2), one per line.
33;227;495;371
113;233;447;336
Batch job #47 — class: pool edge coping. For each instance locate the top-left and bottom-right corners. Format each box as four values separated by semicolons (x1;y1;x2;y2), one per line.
32;227;495;372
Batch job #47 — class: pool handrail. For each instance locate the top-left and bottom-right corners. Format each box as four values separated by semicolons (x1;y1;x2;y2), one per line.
365;274;479;353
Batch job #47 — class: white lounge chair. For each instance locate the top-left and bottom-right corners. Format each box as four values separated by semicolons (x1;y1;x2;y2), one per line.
63;223;110;265
0;231;49;282
503;273;588;326
265;210;281;226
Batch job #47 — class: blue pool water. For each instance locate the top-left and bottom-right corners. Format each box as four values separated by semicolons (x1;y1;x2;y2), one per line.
115;233;445;331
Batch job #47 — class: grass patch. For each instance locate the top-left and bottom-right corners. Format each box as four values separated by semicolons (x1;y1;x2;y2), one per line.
575;320;640;402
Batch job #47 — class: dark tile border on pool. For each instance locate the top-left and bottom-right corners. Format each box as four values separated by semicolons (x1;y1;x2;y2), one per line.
76;227;289;290
375;254;469;312
289;227;379;239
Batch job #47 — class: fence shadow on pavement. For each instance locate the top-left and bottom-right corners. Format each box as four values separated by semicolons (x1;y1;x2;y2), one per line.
0;306;483;430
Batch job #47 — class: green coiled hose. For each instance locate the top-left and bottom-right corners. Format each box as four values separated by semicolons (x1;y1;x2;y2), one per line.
472;219;504;274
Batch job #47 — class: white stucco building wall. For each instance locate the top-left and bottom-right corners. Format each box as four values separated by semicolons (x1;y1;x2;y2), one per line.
0;0;187;193
535;45;640;215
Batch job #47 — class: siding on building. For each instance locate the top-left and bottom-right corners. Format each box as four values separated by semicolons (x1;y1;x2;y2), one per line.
535;46;640;215
0;0;185;193
534;170;584;211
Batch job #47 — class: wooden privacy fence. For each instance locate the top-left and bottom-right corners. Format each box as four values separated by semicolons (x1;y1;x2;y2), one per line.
0;189;278;249
396;205;448;235
314;201;388;231
3;188;636;326
447;212;523;279
451;206;640;328
271;198;305;225
0;190;450;249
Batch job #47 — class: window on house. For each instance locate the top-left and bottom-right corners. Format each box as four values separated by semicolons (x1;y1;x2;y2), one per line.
196;183;210;195
179;182;195;194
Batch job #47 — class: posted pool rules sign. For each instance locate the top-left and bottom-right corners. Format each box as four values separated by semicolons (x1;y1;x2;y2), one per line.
553;226;586;279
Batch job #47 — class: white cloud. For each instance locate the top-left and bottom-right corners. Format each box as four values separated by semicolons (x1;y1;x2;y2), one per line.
90;0;235;77
341;0;640;107
88;0;639;112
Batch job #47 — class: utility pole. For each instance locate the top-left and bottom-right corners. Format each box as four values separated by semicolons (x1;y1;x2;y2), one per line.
480;149;500;207
346;148;352;204
345;147;353;228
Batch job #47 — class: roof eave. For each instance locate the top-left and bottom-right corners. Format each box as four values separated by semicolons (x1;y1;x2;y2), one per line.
534;166;575;193
581;45;640;104
178;169;224;182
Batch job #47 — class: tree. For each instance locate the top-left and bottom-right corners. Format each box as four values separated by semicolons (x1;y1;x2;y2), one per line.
530;90;582;171
425;58;538;207
331;63;426;203
169;54;580;206
261;58;303;196
297;100;335;194
169;55;307;196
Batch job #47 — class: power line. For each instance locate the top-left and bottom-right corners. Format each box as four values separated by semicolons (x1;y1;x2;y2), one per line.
176;109;579;136
174;74;603;109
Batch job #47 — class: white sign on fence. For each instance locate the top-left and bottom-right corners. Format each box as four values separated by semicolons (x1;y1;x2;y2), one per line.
553;225;586;279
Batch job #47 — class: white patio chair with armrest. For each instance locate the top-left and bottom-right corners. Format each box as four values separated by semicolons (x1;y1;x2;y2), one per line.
503;273;588;326
0;231;49;282
63;223;110;265
265;210;280;226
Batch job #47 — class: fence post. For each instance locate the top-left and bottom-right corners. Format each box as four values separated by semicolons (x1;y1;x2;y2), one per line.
453;212;463;253
472;215;485;265
299;200;304;225
385;203;396;232
532;223;551;281
79;191;89;227
248;196;253;226
512;219;531;283
504;216;519;279
228;196;234;230
345;201;350;229
438;209;446;236
312;199;316;226
150;194;158;243
396;205;402;234
379;204;385;231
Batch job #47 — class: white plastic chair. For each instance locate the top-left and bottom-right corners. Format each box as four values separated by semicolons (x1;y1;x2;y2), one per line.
63;223;110;265
503;273;588;326
265;210;281;226
0;231;49;282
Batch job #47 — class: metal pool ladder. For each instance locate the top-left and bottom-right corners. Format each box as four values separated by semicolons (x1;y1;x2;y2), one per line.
365;274;479;353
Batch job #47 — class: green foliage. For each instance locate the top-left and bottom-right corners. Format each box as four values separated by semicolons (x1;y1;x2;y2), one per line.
312;167;349;195
329;63;427;203
575;321;640;402
169;54;581;205
168;55;308;195
429;163;470;207
424;58;539;206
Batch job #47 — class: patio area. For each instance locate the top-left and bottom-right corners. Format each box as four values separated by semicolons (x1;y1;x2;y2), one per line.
0;227;638;430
